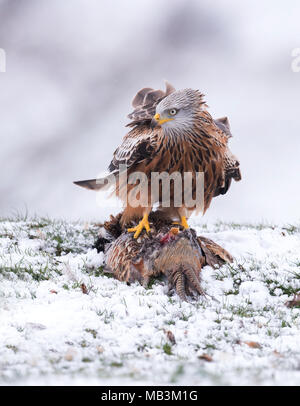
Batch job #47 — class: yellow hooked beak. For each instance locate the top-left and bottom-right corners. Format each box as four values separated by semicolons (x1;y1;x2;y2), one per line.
153;113;174;126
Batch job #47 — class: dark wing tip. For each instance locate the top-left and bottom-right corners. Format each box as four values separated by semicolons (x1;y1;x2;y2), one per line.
73;180;86;186
73;179;98;190
214;117;232;138
164;80;176;95
131;87;153;108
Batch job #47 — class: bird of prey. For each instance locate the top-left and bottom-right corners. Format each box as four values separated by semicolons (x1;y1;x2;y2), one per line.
74;81;241;238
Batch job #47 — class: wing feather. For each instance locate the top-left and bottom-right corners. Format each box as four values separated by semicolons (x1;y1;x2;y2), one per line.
108;125;156;173
126;81;176;128
194;111;241;202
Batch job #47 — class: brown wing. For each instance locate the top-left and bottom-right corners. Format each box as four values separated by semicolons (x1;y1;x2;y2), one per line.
211;117;241;197
214;150;241;197
192;111;241;209
197;236;233;266
108;125;157;173
110;81;176;170
126;81;176;127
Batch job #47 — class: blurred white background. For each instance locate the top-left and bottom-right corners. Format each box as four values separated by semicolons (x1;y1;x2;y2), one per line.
0;0;299;223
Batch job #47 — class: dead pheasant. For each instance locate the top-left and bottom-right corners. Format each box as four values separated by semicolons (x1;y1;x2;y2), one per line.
95;212;233;301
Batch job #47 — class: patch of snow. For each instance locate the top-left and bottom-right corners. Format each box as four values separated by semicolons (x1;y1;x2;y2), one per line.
0;219;299;385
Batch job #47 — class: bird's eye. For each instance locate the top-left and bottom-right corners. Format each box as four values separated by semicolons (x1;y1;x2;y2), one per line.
169;108;177;116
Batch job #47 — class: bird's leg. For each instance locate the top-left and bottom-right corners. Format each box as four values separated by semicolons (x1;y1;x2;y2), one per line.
180;216;189;229
172;208;190;229
173;216;189;229
127;212;151;239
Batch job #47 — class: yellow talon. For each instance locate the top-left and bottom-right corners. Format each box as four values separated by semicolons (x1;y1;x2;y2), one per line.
127;213;150;239
172;216;189;229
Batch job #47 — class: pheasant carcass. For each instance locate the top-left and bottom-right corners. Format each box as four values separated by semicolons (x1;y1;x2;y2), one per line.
94;212;233;301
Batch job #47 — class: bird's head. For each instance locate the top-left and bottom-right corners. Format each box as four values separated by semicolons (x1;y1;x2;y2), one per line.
151;88;205;134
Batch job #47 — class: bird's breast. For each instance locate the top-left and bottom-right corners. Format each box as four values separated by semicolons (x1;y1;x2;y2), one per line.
151;135;213;174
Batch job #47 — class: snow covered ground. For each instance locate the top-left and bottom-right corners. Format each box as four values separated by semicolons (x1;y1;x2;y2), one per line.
0;216;299;386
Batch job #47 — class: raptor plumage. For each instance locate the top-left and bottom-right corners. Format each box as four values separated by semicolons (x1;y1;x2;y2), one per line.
74;81;241;236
